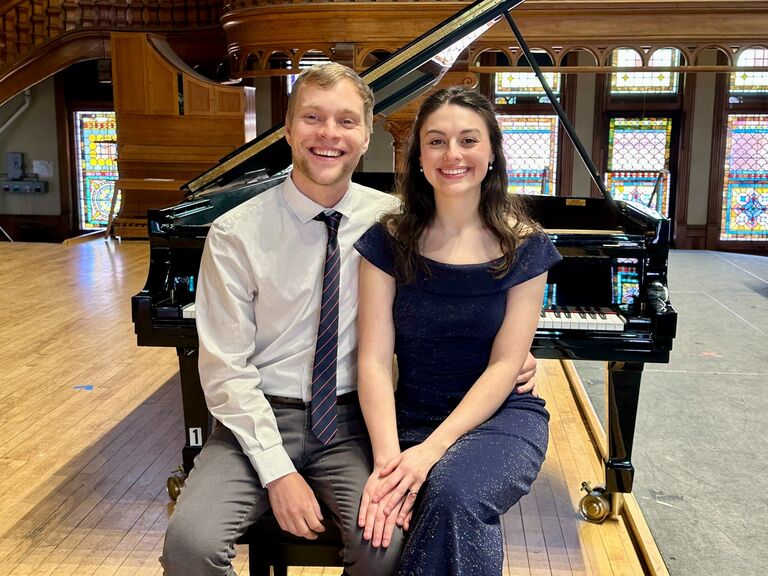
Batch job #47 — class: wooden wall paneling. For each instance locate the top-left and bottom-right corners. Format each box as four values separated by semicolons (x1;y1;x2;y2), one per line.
183;76;215;115
181;76;245;116
558;61;577;197
705;70;729;249
215;87;245;115
111;31;246;237
222;1;768;78
111;32;147;113
146;42;180;114
673;73;697;249
590;74;608;199
0;214;72;242
0;31;110;107
54;71;76;238
222;4;457;50
116;113;246;148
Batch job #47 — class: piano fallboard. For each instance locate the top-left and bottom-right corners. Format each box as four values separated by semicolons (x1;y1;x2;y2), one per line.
134;303;676;364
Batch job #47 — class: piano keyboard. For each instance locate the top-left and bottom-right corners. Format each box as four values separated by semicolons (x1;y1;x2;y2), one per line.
182;302;623;331
539;306;625;332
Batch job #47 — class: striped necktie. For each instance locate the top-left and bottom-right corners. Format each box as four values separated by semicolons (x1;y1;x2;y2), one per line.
310;210;342;444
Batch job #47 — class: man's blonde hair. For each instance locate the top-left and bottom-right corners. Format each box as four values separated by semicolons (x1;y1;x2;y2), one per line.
286;62;374;135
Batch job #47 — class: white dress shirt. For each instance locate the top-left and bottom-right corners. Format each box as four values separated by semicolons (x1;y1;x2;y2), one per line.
195;173;399;486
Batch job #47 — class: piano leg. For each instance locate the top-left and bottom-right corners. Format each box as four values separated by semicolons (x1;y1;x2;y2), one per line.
176;346;212;474
604;361;643;494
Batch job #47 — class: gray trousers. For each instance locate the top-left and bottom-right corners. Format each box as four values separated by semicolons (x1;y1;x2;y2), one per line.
161;402;404;576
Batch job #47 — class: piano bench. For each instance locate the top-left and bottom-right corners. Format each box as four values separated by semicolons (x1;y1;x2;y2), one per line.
238;509;344;576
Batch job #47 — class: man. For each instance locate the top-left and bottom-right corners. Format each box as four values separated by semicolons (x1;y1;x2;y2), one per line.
161;62;537;575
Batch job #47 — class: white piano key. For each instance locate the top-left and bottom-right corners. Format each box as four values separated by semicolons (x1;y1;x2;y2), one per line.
537;306;626;332
182;303;196;319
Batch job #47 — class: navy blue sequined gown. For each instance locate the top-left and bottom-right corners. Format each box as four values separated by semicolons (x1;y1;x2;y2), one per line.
355;223;562;576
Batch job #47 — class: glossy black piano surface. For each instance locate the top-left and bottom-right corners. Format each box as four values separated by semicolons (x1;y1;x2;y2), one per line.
131;0;676;497
133;190;677;363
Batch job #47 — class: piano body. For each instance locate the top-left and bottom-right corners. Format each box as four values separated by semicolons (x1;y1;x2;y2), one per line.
131;0;677;516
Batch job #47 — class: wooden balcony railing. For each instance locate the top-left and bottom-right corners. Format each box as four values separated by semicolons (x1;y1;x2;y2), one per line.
0;0;222;73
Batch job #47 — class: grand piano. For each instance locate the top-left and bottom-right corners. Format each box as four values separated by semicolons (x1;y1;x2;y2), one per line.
131;0;677;517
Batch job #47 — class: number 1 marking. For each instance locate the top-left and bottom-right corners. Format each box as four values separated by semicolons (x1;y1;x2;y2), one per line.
189;427;203;447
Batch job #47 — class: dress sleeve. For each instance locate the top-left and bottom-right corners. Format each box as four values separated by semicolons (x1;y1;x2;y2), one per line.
501;232;563;289
354;222;396;277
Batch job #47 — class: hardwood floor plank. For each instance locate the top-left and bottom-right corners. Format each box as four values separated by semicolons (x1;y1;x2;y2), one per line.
503;504;531;576
0;240;658;575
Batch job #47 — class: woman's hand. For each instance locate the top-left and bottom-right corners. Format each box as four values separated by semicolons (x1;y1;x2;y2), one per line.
358;467;404;548
514;352;538;396
373;441;445;517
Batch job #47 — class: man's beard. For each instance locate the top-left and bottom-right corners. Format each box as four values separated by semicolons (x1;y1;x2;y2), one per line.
292;153;357;190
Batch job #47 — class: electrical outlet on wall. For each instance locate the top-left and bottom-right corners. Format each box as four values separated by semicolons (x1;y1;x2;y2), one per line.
6;152;25;179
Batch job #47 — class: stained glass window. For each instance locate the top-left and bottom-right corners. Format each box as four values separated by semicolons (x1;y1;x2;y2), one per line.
497;115;558;196
720;114;768;241
493;50;560;102
606;117;672;215
74;111;119;230
613;260;640;305
494;71;560;100
610;48;680;95
730;48;768;94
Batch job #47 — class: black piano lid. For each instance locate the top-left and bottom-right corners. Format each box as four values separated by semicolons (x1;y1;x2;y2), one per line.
182;0;526;196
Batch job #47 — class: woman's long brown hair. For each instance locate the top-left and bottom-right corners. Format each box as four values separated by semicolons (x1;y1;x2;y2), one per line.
382;86;538;283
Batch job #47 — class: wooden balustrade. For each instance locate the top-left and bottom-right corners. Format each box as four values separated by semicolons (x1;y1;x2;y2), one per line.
0;0;221;73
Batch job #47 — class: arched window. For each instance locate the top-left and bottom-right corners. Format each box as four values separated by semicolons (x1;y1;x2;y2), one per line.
492;51;561;196
604;48;682;218
720;48;768;242
606;117;673;215
74;111;120;230
730;48;768;94
610;48;681;95
497;115;558;196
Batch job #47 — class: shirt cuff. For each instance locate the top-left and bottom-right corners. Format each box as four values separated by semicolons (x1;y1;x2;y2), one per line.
249;444;296;487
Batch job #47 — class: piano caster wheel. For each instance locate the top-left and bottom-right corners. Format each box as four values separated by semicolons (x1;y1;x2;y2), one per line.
167;468;186;501
579;481;610;524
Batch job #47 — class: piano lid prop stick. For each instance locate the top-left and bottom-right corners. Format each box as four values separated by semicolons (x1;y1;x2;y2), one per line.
502;11;620;217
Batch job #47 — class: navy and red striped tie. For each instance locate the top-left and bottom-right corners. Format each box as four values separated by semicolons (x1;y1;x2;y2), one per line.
311;210;342;444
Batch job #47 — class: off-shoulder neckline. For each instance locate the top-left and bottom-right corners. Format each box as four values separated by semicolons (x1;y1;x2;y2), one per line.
421;254;504;268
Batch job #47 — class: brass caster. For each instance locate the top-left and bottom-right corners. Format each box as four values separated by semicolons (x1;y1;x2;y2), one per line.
579;481;610;524
167;467;186;501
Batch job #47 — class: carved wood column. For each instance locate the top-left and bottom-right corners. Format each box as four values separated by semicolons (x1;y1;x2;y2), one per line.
382;118;412;173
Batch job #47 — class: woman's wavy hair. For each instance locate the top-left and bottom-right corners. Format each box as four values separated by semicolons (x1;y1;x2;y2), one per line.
382;86;537;283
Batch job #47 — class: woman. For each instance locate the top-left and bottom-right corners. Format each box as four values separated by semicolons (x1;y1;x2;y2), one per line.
354;86;562;575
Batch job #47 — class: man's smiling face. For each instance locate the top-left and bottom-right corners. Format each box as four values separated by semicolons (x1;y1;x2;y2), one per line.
285;78;371;203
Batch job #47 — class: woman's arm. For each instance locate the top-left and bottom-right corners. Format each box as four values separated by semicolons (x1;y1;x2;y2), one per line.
356;257;404;546
375;271;549;516
357;257;400;465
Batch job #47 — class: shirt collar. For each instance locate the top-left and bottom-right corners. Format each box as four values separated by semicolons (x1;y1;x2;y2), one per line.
282;171;355;224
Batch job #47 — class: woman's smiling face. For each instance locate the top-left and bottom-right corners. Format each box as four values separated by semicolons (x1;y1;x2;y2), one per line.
418;103;495;201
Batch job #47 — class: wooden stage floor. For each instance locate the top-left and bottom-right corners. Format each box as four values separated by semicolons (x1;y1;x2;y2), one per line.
0;239;665;575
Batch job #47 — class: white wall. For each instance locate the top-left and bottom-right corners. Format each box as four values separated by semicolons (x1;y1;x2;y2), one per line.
0;77;60;215
253;77;272;137
364;119;395;172
687;51;718;226
571;52;597;198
